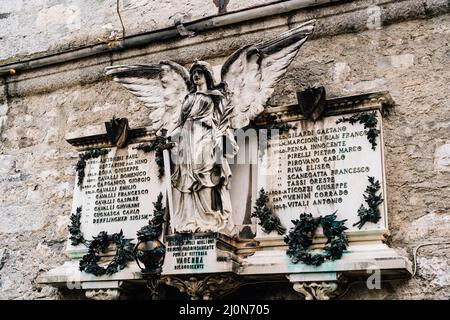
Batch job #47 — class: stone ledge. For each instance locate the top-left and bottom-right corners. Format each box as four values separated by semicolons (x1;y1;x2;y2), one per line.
65;125;154;151
37;242;411;293
240;242;412;278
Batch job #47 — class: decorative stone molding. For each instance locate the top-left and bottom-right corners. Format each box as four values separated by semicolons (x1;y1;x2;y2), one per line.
256;91;394;126
289;273;348;300
145;276;163;300
85;289;121;300
292;281;340;300
66;126;155;151
162;274;242;300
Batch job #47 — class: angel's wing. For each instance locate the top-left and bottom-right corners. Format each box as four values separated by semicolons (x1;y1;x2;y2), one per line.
105;61;190;133
221;20;315;129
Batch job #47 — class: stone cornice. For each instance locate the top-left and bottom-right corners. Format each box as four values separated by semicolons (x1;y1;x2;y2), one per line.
256;91;394;125
65;127;155;151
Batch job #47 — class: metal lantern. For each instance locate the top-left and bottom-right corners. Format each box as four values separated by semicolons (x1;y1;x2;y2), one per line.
134;238;166;275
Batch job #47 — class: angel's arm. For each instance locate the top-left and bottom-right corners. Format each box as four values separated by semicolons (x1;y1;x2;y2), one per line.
167;95;191;139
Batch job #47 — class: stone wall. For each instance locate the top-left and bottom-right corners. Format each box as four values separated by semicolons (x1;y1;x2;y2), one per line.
0;0;277;62
0;0;449;299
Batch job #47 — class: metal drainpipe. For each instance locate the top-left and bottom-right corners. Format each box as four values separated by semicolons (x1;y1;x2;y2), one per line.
0;0;335;75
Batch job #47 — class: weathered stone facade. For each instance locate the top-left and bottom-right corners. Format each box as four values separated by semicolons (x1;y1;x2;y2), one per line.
0;0;449;299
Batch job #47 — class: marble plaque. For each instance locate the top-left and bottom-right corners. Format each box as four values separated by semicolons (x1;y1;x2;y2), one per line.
258;110;387;233
71;143;166;240
163;233;239;275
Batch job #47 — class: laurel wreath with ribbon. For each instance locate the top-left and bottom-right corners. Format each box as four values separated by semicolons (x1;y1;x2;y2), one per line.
78;230;134;276
284;212;348;266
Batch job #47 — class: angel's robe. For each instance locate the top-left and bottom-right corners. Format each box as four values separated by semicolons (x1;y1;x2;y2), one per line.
170;89;238;234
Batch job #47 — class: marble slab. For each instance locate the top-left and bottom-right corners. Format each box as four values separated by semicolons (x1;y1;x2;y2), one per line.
70;143;167;241
258;110;387;235
162;232;240;275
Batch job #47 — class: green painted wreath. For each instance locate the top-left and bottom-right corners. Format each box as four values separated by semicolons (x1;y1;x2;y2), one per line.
79;230;134;276
284;212;348;266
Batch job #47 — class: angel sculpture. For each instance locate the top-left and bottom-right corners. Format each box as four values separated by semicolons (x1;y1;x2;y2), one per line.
105;20;315;235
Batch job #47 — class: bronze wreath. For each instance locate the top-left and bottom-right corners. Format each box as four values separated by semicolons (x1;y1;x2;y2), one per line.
79;230;134;276
284;212;348;266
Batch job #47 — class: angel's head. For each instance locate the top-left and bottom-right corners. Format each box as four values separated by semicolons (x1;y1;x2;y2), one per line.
189;61;216;91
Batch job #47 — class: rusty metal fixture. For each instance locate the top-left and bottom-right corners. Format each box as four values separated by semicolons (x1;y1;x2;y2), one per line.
0;69;15;76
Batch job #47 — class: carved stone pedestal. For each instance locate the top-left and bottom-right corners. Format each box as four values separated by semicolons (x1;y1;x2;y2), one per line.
82;280;124;300
288;273;346;300
292;282;339;300
85;289;121;300
162;274;242;300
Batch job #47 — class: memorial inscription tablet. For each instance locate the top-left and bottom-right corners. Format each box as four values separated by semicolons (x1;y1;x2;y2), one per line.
163;233;239;274
258;110;387;233
71;143;166;240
